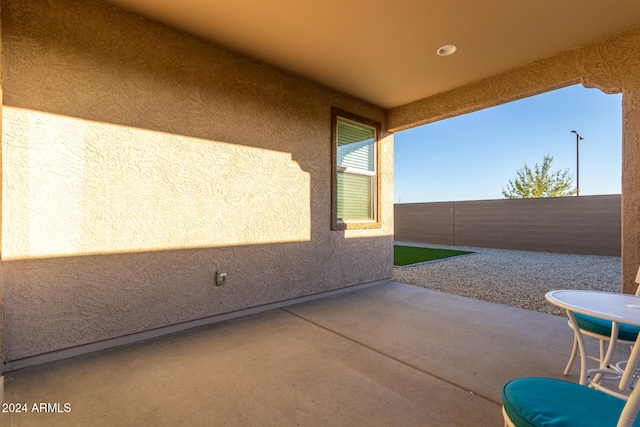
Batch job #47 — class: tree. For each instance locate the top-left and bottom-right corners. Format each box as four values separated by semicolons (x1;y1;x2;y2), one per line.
502;154;577;199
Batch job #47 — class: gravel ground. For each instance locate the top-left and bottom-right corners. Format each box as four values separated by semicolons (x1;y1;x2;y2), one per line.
393;241;622;316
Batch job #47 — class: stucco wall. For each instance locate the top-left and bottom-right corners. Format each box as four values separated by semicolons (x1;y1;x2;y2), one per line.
388;27;640;293
1;0;393;361
0;0;3;382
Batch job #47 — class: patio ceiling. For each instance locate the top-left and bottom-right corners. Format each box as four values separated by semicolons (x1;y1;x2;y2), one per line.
107;0;640;109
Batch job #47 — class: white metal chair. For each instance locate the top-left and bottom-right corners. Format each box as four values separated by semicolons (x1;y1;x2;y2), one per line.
503;347;640;427
563;268;640;383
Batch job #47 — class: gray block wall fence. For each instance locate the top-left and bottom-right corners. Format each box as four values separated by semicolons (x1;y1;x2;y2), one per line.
394;194;621;256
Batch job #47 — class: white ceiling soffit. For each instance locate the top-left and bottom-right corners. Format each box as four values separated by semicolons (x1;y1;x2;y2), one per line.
107;0;640;109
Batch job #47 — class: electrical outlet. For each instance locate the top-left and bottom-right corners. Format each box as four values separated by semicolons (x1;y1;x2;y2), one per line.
215;271;227;286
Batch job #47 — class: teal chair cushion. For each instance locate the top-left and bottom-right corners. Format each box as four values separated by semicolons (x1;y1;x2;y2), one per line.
502;377;640;427
574;312;640;342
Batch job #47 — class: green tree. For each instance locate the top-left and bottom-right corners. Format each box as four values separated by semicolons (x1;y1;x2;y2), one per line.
502;154;577;199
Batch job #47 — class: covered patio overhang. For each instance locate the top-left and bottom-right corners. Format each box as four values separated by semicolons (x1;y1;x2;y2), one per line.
2;0;640;419
387;28;640;295
87;0;640;292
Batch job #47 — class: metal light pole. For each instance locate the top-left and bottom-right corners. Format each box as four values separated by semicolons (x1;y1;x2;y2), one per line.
571;130;584;196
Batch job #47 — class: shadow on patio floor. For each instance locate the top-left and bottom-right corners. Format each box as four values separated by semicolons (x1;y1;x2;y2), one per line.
0;281;626;426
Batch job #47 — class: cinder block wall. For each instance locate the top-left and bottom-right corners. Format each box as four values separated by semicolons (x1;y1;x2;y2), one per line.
395;195;621;256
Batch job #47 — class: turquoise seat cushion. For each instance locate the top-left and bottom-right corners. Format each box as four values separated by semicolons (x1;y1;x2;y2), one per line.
502;377;640;427
574;312;640;342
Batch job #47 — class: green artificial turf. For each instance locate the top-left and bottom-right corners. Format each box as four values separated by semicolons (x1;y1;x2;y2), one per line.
393;245;474;266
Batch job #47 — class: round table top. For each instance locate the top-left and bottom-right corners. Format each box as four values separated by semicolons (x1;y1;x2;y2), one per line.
546;290;640;326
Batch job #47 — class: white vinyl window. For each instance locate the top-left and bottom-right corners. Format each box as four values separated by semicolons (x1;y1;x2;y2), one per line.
331;108;381;230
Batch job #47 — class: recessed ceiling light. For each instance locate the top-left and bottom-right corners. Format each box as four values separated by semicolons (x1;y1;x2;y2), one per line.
437;45;458;56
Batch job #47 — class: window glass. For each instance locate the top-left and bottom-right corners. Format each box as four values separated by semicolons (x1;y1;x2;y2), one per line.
337;120;375;171
337;171;373;220
336;118;376;221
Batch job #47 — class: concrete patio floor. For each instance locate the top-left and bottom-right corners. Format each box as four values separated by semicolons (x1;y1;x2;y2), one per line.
0;281;628;426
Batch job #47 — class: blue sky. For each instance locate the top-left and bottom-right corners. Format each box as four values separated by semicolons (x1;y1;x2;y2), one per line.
394;84;622;203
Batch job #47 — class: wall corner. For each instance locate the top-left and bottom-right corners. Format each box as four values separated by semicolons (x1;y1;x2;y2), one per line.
0;0;5;393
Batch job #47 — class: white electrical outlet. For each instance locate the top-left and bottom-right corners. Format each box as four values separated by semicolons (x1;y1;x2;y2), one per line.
215;271;227;286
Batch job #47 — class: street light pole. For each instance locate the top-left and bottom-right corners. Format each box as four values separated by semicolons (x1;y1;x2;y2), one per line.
571;130;584;196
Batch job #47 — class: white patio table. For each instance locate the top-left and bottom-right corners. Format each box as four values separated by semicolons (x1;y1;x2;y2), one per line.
546;290;640;389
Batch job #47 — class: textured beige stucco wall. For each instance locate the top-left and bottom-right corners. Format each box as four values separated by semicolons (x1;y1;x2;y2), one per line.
0;0;4;375
389;27;640;293
622;87;640;294
1;0;393;361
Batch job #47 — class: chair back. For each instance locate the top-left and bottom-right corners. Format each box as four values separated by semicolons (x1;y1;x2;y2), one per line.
609;266;640;425
616;322;640;426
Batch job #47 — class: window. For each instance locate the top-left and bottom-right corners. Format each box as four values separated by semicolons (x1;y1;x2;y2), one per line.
331;108;381;230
